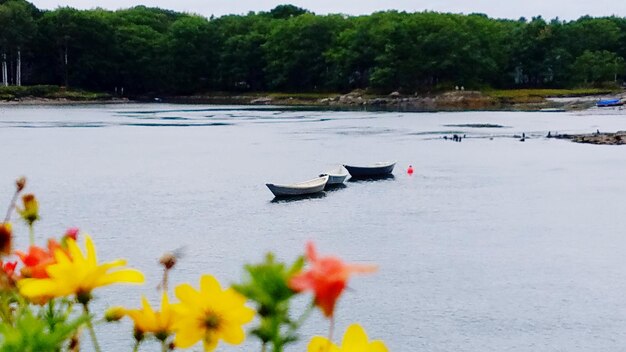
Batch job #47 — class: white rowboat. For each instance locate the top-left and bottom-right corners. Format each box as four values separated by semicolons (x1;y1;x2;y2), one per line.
319;166;349;185
266;175;329;197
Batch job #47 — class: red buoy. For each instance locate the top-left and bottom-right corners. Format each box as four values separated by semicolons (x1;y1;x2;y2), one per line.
407;165;414;175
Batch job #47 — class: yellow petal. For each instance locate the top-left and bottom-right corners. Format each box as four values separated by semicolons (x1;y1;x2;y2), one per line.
202;335;219;352
228;305;255;324
222;288;247;307
85;235;97;267
67;237;86;264
141;296;155;315
218;323;245;345
173;321;204;348
308;336;339;352
341;324;369;351
200;274;222;297
159;293;176;328
175;283;204;307
370;341;389;352
95;269;144;287
53;248;72;264
19;278;60;298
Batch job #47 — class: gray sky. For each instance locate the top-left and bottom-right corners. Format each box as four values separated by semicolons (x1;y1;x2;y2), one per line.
29;0;626;20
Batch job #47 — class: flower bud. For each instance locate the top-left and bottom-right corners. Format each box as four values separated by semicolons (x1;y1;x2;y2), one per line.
15;177;26;192
18;194;39;226
105;306;126;322
0;223;12;256
64;227;79;241
159;252;177;270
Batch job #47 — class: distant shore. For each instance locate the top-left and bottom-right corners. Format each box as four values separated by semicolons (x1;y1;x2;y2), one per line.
1;86;623;112
161;88;622;111
0;97;130;105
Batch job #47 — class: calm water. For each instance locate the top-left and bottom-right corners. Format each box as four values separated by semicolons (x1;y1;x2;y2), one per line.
2;104;626;351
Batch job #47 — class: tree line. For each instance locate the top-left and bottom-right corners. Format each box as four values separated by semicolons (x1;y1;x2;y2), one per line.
1;1;625;95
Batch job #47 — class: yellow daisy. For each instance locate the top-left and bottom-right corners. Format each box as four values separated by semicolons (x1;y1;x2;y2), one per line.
18;235;144;303
308;324;388;352
173;274;254;351
125;293;176;341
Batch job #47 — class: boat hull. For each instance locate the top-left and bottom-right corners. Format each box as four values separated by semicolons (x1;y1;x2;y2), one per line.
344;162;396;178
266;175;329;197
319;166;349;185
327;174;349;184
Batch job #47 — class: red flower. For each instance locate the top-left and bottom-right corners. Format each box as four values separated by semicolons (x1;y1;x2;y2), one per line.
289;242;377;317
1;260;17;277
15;239;62;279
0;260;18;288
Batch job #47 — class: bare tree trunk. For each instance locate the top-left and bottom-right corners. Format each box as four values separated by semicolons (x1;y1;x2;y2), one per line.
16;48;21;86
2;53;7;87
9;55;13;85
64;42;69;87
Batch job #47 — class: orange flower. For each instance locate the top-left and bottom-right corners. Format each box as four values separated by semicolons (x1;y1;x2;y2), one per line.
15;239;62;278
289;242;377;317
0;223;12;256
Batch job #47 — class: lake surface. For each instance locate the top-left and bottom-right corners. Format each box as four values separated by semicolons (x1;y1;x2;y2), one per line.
2;104;626;351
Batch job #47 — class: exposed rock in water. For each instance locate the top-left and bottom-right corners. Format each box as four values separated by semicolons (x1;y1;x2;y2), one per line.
330;90;497;110
550;131;626;145
250;97;273;104
444;123;505;128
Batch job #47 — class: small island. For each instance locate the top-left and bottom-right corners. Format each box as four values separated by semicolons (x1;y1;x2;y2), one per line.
550;131;626;145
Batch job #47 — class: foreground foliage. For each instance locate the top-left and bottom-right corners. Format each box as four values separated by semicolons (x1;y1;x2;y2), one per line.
0;177;386;351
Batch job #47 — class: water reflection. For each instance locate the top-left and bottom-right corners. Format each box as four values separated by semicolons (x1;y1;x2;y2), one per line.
324;183;348;192
347;174;396;183
270;192;327;203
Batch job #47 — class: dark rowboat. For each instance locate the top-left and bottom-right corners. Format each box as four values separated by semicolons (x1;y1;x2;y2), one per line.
343;162;396;178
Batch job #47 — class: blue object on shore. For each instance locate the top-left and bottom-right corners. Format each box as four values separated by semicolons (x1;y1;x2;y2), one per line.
597;99;623;107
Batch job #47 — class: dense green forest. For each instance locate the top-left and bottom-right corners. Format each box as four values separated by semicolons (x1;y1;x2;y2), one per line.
1;0;625;95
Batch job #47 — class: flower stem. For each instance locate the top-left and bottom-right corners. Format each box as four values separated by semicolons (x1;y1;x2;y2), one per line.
28;224;34;246
82;303;102;352
132;340;141;352
162;269;169;292
3;190;18;223
327;316;335;348
161;340;168;352
261;343;267;352
295;302;314;329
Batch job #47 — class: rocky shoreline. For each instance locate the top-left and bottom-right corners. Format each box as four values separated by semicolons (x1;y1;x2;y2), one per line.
165;90;619;111
0;97;130;105
1;89;622;111
550;131;626;145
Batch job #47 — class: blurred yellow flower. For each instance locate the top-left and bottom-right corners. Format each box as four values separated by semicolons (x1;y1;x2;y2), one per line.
124;293;176;341
173;274;254;351
18;235;144;303
17;194;39;225
104;306;126;322
308;324;388;352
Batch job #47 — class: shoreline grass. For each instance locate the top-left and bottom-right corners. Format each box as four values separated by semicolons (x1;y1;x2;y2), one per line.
0;85;111;101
